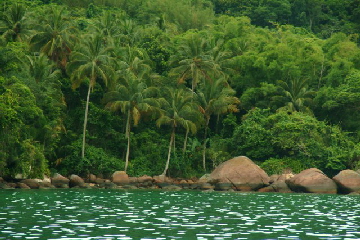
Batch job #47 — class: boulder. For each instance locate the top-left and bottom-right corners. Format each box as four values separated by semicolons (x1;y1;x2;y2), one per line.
95;178;106;184
138;175;153;183
88;174;97;183
266;173;294;193
286;168;337;194
103;182;118;189
69;174;85;188
277;173;294;182
136;175;154;188
153;175;171;183
42;175;51;183
258;180;292;193
162;185;182;191
348;191;360;195
122;185;138;189
188;183;200;189
269;174;279;184
198;174;212;183
7;183;17;188
271;180;292;193
214;183;232;191
20;179;40;189
258;186;276;192
17;182;31;189
333;170;360;194
129;177;138;184
39;182;55;188
111;171;129;185
199;183;215;190
51;173;70;188
0;183;12;189
209;156;270;191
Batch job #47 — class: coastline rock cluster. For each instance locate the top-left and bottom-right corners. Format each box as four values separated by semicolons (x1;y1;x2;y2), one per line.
1;156;360;195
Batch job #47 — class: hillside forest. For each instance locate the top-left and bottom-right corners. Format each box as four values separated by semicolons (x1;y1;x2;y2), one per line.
1;0;360;179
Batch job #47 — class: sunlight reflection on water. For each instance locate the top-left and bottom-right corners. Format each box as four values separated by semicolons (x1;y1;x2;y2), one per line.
0;189;359;239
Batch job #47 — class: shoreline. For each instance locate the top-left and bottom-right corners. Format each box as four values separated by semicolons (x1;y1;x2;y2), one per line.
1;174;359;195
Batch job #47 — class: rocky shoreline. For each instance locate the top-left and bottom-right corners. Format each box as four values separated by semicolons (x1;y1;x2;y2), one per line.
1;156;360;195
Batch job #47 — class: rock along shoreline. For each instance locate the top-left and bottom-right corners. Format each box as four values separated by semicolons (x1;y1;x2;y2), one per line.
1;156;360;195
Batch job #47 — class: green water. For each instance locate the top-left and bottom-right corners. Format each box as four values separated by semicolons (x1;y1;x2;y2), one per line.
0;189;359;240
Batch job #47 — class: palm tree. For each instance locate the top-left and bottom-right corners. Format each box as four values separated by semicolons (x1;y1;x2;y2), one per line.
66;34;114;159
30;6;77;69
23;53;65;154
156;87;201;176
91;11;121;44
117;18;140;47
170;32;222;92
114;47;156;85
0;3;27;42
25;53;61;83
103;76;159;172
103;47;159;171
197;78;240;171
276;78;315;114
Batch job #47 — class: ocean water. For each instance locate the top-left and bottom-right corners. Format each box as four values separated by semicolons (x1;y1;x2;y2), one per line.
0;189;359;240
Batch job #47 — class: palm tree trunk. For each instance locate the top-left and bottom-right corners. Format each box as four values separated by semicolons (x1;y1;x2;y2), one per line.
81;83;92;159
215;114;220;134
162;128;175;176
202;116;210;171
183;127;189;154
124;109;131;172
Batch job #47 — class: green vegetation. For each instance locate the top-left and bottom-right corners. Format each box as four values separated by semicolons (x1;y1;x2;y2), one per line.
1;0;360;179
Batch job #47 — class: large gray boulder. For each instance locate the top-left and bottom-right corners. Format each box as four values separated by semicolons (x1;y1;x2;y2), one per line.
333;170;360;194
210;156;270;191
286;168;337;194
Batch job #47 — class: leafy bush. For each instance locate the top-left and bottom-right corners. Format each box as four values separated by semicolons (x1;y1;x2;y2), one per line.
260;157;311;175
59;140;123;177
231;108;359;174
127;128;168;177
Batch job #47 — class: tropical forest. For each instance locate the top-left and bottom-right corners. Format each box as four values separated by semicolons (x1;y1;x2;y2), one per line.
1;0;360;180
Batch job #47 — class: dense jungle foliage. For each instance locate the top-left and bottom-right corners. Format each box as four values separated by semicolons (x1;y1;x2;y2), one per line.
1;0;360;179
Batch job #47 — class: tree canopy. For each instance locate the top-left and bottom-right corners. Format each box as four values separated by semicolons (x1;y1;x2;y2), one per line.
1;0;360;179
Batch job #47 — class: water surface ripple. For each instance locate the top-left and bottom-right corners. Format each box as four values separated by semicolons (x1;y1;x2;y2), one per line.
0;189;359;239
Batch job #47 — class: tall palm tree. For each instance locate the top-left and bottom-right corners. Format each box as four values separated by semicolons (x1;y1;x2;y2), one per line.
103;75;159;172
197;78;240;171
0;3;27;42
103;47;159;171
30;6;77;69
170;32;222;92
156;87;201;176
66;34;114;159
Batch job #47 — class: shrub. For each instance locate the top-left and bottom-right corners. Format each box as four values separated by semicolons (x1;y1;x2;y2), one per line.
59;140;123;177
